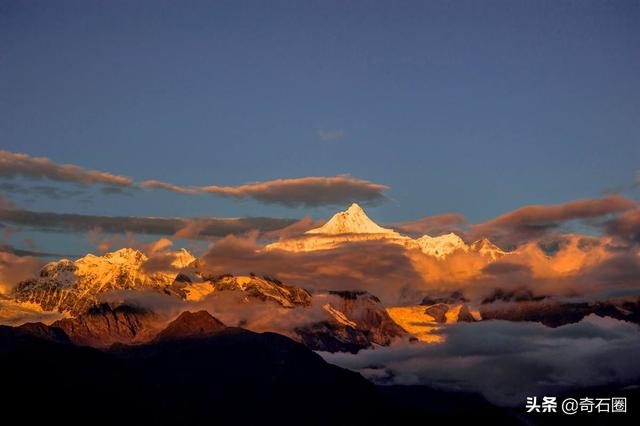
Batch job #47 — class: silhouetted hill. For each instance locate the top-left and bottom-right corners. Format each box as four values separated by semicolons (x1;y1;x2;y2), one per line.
4;312;630;425
0;313;383;425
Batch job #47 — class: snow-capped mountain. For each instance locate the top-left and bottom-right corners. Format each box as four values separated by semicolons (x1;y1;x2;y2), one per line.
12;248;196;315
172;274;405;352
13;268;406;352
9;203;508;327
306;203;400;235
265;203;408;252
415;233;468;259
416;234;506;259
296;290;406;353
169;273;313;307
469;238;506;260
267;203;507;260
52;303;162;347
7;203;507;350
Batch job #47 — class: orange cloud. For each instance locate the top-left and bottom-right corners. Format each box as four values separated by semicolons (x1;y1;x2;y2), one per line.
469;195;637;247
0;150;388;207
0;207;295;239
200;234;425;305
196;227;639;306
86;229;173;256
0;251;43;294
261;216;325;240
604;208;640;245
142;175;389;207
140;180;197;194
0;150;132;187
391;213;467;237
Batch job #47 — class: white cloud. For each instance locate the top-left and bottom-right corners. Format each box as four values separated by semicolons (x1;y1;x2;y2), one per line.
320;315;640;406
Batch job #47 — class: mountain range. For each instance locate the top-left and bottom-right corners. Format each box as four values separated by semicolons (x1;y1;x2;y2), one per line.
5;203;640;350
12;203;504;318
7;204;497;347
1;203;638;425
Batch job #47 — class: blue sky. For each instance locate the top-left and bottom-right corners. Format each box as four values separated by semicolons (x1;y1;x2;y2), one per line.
1;0;639;254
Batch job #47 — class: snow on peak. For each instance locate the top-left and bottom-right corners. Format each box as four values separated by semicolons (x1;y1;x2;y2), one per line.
13;246;198;315
266;204;508;260
170;248;196;268
305;203;397;235
346;202;365;214
469;238;506;260
415;234;508;259
102;248;147;263
416;233;468;259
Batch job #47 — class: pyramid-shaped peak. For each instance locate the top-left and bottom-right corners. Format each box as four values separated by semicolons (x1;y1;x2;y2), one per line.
170;248;196;267
346;202;365;213
153;310;226;342
469;237;506;259
305;203;397;235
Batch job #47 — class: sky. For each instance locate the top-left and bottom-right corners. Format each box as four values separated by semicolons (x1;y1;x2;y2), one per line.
1;0;639;255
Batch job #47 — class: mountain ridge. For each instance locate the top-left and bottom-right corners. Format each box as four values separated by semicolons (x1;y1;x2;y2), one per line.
12;247;196;315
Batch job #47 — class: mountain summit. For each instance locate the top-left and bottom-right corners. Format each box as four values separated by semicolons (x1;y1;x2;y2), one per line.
12;248;196;315
306;203;398;235
416;233;467;259
265;203;405;251
267;203;507;260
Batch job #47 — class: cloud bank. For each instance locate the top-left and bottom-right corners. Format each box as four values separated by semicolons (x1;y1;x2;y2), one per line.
196;230;640;306
199;233;423;305
392;213;467;237
0;251;43;294
604;208;640;245
0;150;389;207
0;206;295;240
142;175;388;207
0;150;132;187
469;195;637;247
321;315;640;406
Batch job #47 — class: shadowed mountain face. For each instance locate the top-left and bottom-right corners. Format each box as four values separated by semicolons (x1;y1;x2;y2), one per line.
480;298;640;328
0;311;382;424
51;303;161;347
20;275;406;352
4;310;636;425
152;310;225;342
296;290;406;353
0;310;522;425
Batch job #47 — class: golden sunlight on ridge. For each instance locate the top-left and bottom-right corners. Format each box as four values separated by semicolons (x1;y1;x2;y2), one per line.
386;305;481;343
